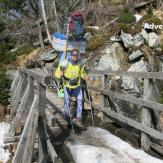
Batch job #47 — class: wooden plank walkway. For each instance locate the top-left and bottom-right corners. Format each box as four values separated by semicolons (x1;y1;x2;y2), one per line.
46;89;75;163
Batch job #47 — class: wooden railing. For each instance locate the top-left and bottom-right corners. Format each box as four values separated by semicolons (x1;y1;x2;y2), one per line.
7;68;57;163
87;69;163;154
6;67;163;161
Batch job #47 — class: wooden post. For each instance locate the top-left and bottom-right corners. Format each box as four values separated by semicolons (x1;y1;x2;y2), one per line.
9;76;34;136
27;76;34;111
141;79;152;151
11;71;20;96
10;72;23;109
102;75;108;108
12;94;39;163
22;111;39;163
11;71;19;93
38;81;48;163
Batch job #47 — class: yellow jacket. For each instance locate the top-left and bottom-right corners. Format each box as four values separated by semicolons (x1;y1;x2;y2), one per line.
55;61;86;89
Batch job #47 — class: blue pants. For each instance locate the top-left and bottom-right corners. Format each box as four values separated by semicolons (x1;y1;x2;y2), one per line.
64;86;83;122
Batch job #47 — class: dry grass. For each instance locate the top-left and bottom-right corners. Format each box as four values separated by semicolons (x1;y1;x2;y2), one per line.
16;48;42;68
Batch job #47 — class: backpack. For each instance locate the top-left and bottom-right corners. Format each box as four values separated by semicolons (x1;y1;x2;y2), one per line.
69;11;84;36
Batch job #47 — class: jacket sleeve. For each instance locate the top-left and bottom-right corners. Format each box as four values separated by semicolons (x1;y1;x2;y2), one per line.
54;64;61;79
80;65;86;80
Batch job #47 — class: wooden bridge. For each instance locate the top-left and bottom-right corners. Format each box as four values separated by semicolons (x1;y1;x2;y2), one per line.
5;67;163;162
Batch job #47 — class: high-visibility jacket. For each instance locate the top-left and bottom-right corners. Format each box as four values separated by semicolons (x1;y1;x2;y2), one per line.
55;61;86;89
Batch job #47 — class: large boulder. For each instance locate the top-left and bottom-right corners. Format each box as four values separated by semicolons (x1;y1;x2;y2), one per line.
121;58;150;93
95;42;127;71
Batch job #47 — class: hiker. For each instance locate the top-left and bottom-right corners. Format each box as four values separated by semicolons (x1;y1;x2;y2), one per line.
55;48;86;128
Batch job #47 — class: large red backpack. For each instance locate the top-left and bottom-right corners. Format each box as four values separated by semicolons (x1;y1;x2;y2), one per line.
69;11;84;36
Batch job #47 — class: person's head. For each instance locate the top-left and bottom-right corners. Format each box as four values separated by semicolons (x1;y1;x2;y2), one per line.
71;49;80;62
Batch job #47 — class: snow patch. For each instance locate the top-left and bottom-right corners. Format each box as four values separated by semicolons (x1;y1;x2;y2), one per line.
0;122;11;163
134;14;143;22
67;127;163;163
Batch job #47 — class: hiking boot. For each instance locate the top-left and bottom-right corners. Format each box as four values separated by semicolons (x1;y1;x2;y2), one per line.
74;118;86;129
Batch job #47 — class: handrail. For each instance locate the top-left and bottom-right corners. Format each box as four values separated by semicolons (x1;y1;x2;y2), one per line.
87;68;163;153
88;69;163;80
8;69;56;163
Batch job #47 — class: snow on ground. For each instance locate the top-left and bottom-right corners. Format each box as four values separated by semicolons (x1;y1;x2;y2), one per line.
0;122;11;163
67;127;163;163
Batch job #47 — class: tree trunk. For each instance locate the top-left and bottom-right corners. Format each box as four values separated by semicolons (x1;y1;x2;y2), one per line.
40;0;52;43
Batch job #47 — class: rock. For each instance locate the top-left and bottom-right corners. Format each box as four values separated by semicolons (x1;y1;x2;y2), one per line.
121;58;149;93
110;36;121;42
84;32;93;42
148;32;159;48
128;50;143;61
120;30;146;48
141;29;148;42
95;42;127;71
133;34;144;47
120;30;133;48
39;49;57;61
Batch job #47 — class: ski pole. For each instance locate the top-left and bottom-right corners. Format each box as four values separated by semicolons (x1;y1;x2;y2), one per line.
67;94;75;133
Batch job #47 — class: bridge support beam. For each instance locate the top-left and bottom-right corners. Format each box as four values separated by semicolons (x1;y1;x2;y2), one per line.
38;81;48;163
141;79;153;151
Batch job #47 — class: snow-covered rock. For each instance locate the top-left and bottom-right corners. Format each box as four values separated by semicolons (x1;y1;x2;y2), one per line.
121;58;149;92
0;122;11;163
67;127;163;163
129;50;143;61
95;42;126;71
148;32;159;48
